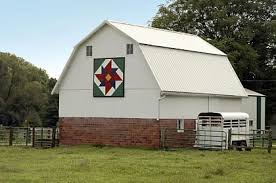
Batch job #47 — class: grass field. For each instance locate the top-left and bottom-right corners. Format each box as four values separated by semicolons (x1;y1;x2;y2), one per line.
0;146;275;183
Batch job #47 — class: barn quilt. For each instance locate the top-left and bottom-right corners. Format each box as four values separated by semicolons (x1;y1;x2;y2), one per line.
93;57;125;97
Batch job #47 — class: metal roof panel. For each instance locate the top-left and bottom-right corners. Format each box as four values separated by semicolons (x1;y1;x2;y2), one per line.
109;21;226;56
139;44;247;97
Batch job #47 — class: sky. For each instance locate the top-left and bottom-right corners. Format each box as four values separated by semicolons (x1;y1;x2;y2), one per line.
0;0;166;78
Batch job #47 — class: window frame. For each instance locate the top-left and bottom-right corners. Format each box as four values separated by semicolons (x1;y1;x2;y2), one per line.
86;45;93;57
177;119;184;133
126;44;133;55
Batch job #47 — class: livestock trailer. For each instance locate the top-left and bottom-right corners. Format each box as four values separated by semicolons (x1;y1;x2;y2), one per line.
195;112;250;149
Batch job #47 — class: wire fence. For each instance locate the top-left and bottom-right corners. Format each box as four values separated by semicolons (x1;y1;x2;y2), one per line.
0;126;59;148
0;126;272;152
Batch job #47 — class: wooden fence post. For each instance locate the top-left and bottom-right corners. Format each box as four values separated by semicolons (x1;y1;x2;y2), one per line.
262;130;265;148
252;130;255;147
52;127;56;148
268;129;272;154
160;128;167;150
40;128;43;147
160;129;164;149
228;128;232;150
9;127;13;146
26;128;29;146
32;127;35;147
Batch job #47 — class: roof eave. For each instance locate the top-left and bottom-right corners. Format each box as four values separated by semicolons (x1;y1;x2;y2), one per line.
51;20;140;94
244;88;266;97
139;43;226;56
51;48;77;94
51;21;110;95
160;90;248;98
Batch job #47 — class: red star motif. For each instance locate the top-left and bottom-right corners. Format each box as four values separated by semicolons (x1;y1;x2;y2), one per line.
95;60;122;94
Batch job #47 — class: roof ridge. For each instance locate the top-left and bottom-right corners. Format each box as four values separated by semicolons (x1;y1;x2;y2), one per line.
107;20;198;37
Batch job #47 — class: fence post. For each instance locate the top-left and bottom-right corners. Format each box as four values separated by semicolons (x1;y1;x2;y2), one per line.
252;130;255;147
32;127;35;147
160;128;164;149
268;129;272;154
26;128;29;146
228;128;232;150
52;127;56;148
262;130;265;148
40;128;43;147
160;128;167;150
9;127;13;146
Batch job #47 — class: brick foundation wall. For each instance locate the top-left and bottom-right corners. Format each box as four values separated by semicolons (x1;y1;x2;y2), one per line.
59;117;196;148
59;117;160;148
160;119;196;148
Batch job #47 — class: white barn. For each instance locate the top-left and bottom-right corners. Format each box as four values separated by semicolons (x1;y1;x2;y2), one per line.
242;88;266;130
52;20;265;148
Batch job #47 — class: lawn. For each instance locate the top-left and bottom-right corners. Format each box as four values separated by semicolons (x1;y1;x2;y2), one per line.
0;146;275;183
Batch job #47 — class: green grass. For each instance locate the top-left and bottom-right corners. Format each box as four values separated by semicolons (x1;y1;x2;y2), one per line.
0;146;275;183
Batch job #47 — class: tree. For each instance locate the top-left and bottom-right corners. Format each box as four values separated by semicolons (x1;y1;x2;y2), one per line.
151;0;276;124
0;52;59;127
43;78;59;127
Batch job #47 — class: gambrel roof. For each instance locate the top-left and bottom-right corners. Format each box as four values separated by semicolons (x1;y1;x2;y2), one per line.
108;21;226;56
52;20;247;97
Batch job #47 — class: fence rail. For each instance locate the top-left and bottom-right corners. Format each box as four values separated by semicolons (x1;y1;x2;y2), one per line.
0;126;59;148
160;128;273;153
229;129;273;153
160;128;228;151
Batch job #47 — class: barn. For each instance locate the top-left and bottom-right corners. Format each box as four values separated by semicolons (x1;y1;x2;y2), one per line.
242;88;266;130
52;20;265;148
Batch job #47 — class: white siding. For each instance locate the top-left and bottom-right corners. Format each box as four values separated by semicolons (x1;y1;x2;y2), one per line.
59;89;160;118
241;96;266;130
59;25;160;118
261;97;266;130
160;96;208;119
209;97;241;112
160;96;242;119
241;97;257;130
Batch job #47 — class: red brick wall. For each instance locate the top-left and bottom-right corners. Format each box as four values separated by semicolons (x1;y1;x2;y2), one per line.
59;117;196;148
59;117;160;148
160;119;196;148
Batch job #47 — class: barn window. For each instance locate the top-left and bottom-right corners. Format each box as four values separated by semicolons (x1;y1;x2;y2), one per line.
86;46;93;56
126;44;133;54
177;119;184;132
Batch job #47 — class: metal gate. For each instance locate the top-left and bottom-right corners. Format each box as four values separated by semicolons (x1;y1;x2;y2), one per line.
160;128;272;153
229;129;273;153
160;128;227;150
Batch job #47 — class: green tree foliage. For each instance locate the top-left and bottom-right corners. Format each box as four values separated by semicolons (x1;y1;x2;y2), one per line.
0;52;58;127
43;78;59;127
152;0;276;124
